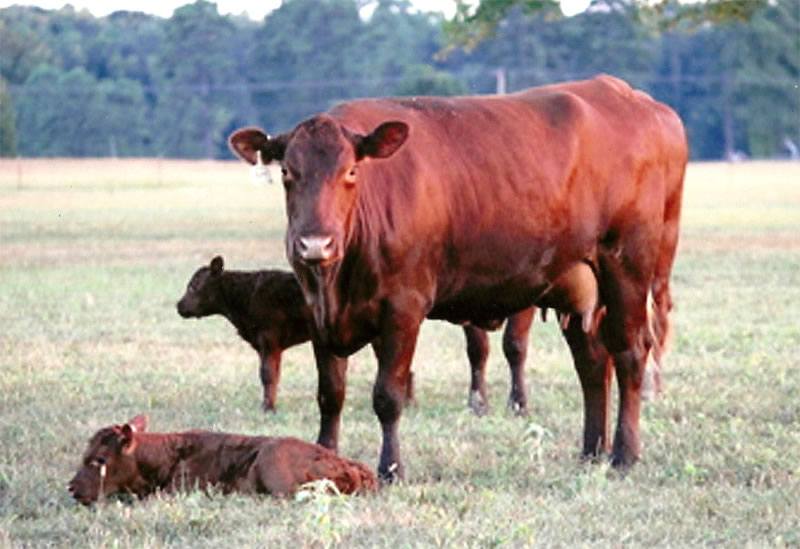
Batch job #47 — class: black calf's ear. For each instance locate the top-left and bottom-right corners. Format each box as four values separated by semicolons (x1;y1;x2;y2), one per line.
356;121;409;160
210;256;224;275
228;127;288;165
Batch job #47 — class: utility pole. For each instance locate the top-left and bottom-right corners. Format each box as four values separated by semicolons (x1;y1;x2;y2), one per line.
495;68;507;95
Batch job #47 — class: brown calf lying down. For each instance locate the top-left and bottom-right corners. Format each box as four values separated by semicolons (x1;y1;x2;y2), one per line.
68;415;377;505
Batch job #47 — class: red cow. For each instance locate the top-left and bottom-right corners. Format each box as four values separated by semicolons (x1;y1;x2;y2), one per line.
230;75;686;480
68;415;377;504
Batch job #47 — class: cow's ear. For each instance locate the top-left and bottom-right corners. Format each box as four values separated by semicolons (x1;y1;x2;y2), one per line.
126;414;148;433
118;422;140;455
228;127;287;165
356;121;409;160
210;255;224;275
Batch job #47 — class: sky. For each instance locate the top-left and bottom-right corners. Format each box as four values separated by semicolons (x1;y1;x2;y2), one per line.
0;0;594;19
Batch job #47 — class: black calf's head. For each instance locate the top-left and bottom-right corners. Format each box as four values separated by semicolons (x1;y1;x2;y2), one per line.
68;415;148;505
177;256;225;318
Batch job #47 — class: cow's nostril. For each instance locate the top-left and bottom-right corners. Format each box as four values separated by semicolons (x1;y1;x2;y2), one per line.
298;236;336;262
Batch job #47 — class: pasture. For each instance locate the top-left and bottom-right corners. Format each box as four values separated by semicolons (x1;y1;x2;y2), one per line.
1;158;798;547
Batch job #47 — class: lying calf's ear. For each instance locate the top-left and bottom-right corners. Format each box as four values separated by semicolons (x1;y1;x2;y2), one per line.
118;423;139;455
210;256;224;275
127;414;148;433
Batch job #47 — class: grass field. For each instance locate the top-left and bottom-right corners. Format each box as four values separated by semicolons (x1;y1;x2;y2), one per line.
1;158;799;547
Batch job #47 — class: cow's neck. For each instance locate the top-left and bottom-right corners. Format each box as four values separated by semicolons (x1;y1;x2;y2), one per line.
299;261;343;343
303;206;384;352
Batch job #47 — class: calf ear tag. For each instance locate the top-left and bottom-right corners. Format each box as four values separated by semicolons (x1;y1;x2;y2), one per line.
251;150;273;185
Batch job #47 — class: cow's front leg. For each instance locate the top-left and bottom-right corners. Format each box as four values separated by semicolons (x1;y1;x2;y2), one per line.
259;349;282;413
313;340;348;452
371;314;422;483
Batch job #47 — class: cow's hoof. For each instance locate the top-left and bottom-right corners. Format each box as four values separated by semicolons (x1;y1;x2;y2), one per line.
378;462;404;485
580;449;608;464
610;450;639;470
261;400;277;413
506;397;528;417
468;390;489;417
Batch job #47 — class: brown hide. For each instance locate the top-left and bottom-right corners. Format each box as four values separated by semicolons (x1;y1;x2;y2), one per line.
68;417;377;504
230;75;687;478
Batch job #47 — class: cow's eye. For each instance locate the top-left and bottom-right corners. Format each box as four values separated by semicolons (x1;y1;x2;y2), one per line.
281;166;297;180
92;457;106;467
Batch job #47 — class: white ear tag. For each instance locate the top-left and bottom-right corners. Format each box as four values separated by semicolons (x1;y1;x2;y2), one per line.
251;149;272;185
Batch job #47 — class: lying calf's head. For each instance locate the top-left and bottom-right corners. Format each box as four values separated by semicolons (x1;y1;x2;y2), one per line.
68;415;147;505
177;256;225;318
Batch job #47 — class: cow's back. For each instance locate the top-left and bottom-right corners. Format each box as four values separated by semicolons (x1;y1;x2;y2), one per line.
328;75;686;325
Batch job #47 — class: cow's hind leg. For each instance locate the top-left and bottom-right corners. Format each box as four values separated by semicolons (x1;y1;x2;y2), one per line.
561;315;612;457
597;246;654;468
371;314;422;482
313;340;348;452
463;325;490;416
503;307;535;416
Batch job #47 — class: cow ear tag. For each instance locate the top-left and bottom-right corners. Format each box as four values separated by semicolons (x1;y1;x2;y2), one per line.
251;149;272;185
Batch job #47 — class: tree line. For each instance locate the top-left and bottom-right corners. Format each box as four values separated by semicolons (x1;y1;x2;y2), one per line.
0;0;797;160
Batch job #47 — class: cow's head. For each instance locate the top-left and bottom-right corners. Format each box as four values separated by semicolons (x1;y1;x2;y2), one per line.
68;415;148;505
176;256;225;318
229;115;408;267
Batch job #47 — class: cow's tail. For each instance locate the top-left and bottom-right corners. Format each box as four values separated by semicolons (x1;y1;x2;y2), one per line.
644;152;686;400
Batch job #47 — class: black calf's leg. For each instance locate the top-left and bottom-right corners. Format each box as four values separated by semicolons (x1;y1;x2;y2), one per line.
259;349;282;413
463;325;490;416
503;307;535;415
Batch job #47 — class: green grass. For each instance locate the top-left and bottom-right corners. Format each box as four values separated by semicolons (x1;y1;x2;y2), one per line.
1;159;799;547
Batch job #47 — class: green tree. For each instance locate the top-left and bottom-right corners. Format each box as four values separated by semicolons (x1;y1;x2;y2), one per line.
356;0;445;92
249;0;364;132
0;77;16;156
15;66;150;156
85;11;164;84
444;0;770;50
153;1;255;158
728;0;799;157
0;10;55;84
650;0;798;158
394;64;467;96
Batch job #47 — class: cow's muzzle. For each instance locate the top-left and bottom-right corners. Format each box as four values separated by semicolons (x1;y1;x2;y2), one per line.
296;235;338;264
176;299;194;318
